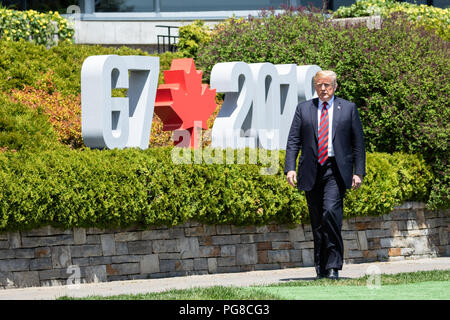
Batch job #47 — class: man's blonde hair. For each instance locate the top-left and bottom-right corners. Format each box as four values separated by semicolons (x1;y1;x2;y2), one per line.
313;70;337;86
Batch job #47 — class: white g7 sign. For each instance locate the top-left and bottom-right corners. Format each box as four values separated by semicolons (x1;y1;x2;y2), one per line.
81;55;319;151
81;55;159;150
210;62;321;150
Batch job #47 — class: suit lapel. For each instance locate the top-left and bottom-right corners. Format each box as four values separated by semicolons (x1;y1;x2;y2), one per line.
311;98;319;142
332;97;342;141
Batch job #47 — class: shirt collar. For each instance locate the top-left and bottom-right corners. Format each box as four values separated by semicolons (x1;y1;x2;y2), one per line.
319;96;334;110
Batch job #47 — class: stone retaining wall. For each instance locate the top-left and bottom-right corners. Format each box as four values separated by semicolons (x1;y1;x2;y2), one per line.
0;202;448;288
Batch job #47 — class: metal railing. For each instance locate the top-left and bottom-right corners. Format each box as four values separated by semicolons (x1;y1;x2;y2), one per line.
156;25;179;54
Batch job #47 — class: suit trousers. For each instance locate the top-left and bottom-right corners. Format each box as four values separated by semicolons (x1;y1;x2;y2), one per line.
305;157;346;275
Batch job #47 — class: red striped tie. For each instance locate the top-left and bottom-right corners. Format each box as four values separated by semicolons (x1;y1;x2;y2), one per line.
318;102;329;165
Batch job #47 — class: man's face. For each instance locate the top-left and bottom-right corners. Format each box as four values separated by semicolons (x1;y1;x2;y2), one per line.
314;76;337;102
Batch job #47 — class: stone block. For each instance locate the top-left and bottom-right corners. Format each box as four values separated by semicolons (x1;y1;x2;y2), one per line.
258;250;268;264
344;239;359;250
38;268;66;281
406;220;419;230
51;246;71;268
21;235;73;248
127;240;152;255
140;254;160;274
342;231;357;240
380;237;394;248
180;259;194;271
263;232;289;242
141;229;170;240
357;231;368;250
159;260;179;272
100;234;116;256
73;228;86;245
153;239;178;253
89;256;112;265
15;248;34;259
30;258;52;271
272;242;293;250
257;242;272;250
439;227;448;245
268;250;290;263
0;259;29;272
169;228;186;239
400;248;415;256
216;225;232;235
347;250;363;258
236;244;257;265
13;271;40;287
0;249;15;259
193;258;208;270
301;249;314;267
220;245;236;257
199;246;220;257
366;229;389;238
208;258;217;273
289;250;302;262
0;240;8;249
288;226;305;242
376;249;389;260
71;257;89;267
114;232;141;242
8;232;21;249
0;271;14;287
22;226;72;237
294;241;314;250
211;235;241;245
240;234;255;243
70;245;102;258
178;237;200;259
115;242;128;255
106;263;139;276
84;265;107;283
388;248;401;257
217;257;236;267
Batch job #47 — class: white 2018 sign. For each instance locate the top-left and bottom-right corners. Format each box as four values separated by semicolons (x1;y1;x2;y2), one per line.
81;55;320;150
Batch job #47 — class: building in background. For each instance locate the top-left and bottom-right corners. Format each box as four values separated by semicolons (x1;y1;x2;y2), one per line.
1;0;448;52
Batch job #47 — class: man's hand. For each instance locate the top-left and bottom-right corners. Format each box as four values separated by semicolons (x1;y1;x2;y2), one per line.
352;174;363;190
287;170;297;187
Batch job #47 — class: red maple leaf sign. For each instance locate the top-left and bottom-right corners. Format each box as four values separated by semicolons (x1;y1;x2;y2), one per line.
154;58;216;148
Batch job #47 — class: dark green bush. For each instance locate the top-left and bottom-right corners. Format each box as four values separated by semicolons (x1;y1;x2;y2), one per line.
196;10;449;209
0;148;432;232
0;92;60;152
0;40;183;96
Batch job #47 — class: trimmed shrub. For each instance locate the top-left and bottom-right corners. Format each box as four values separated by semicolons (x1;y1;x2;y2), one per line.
0;40;182;96
333;0;450;41
0;92;60;152
177;20;212;59
0;148;432;231
9;72;82;149
196;9;449;209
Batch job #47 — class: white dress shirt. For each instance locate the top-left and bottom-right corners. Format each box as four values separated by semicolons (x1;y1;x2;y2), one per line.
318;96;335;157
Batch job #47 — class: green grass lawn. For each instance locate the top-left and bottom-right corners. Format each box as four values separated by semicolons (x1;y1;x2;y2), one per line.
59;270;450;300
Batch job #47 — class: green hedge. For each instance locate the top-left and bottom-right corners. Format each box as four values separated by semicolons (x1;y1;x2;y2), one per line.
196;10;449;209
0;148;432;232
333;0;450;41
0;40;183;96
0;92;60;152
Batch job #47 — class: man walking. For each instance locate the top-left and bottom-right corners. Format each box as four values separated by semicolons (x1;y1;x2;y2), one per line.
284;70;366;280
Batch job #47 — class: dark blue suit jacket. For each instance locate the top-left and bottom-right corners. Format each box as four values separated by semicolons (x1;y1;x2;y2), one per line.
284;97;366;191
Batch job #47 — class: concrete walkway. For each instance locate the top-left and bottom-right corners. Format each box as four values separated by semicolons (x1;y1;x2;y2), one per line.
0;257;449;300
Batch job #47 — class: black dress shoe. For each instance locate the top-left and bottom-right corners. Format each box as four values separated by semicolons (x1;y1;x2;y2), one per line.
326;268;339;280
315;272;327;280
